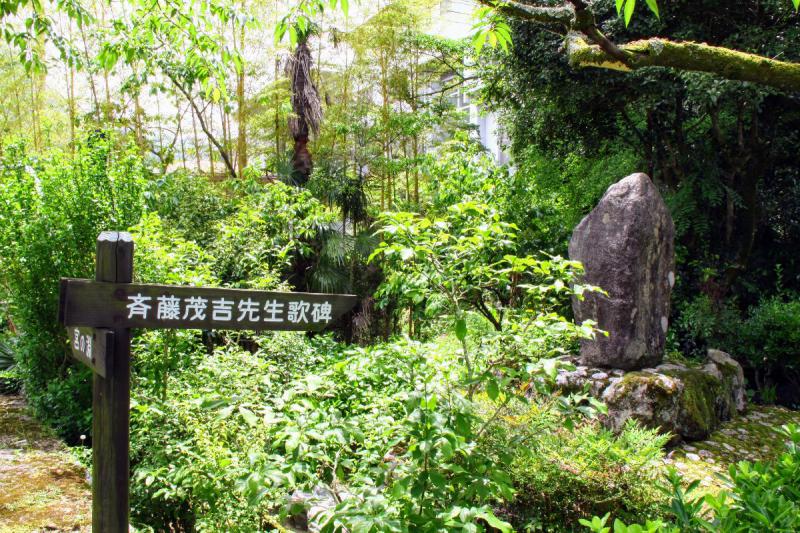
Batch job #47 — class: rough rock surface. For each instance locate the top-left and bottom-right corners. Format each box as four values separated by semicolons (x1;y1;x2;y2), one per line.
287;485;350;532
556;350;747;443
569;173;675;370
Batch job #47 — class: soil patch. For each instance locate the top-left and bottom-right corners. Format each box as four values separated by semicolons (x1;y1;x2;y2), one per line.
0;395;91;533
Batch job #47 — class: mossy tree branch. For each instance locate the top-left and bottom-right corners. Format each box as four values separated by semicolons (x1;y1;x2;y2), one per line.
566;33;800;91
479;0;800;92
488;0;575;26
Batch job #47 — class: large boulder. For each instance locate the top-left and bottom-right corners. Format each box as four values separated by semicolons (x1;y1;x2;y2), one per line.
569;173;675;370
556;350;747;443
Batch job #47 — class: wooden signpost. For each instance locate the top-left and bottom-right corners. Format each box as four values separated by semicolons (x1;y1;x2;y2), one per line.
58;232;357;533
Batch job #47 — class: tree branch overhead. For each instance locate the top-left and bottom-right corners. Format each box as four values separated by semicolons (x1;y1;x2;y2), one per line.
480;0;800;92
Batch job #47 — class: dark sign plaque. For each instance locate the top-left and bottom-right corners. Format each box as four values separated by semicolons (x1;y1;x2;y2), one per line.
67;326;111;378
59;279;357;332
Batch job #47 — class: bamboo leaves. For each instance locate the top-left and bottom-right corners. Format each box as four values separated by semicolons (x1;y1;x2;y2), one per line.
616;0;659;27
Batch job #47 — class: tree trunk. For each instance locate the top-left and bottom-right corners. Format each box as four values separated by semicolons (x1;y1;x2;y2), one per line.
236;61;247;176
167;74;237;179
482;0;800;92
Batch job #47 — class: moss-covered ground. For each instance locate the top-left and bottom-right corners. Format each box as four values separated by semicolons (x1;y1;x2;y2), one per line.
0;395;91;532
663;404;800;495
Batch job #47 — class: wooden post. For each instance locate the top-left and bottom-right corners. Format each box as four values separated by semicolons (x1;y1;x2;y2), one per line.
93;231;133;532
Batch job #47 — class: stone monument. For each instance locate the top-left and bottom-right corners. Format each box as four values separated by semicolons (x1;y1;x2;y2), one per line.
569;172;675;370
561;173;745;442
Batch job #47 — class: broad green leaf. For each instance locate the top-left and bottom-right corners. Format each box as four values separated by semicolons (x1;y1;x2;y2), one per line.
624;0;636;26
486;379;499;400
472;30;487;53
455;317;467;341
794;0;800;10
479;511;513;532
616;0;625;14
542;358;558;380
645;0;659;17
238;406;258;427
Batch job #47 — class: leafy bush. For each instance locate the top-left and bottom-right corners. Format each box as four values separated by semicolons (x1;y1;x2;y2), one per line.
508;145;638;255
676;294;800;405
131;212;219;287
0;133;145;439
422;137;639;257
210;181;335;289
674;294;742;359
129;332;320;531
493;411;669;530
143;171;235;246
235;337;519;532
371;201;599;351
228;207;604;531
737;297;800;404
123;198;603;530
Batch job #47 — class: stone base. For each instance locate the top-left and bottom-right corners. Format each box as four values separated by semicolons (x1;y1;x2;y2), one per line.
556;349;746;443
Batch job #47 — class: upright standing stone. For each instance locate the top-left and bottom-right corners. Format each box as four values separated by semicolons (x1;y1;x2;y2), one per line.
569;173;675;370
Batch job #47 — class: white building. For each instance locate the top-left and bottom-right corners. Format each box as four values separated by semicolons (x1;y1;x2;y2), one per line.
429;0;510;164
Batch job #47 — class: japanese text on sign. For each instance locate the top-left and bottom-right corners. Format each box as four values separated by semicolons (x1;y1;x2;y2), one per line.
73;328;94;361
126;293;333;325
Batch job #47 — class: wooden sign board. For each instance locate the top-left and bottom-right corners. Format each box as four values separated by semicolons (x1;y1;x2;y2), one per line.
59;278;357;332
58;231;359;533
67;326;111;378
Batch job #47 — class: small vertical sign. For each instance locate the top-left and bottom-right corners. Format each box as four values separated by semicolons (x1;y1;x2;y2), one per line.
67;326;111;378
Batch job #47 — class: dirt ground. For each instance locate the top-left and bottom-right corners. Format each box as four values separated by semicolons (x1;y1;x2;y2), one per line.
0;395;91;533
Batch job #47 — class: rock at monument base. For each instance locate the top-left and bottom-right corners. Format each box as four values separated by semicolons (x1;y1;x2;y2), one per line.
287;485;351;532
569;173;675;370
556;350;746;443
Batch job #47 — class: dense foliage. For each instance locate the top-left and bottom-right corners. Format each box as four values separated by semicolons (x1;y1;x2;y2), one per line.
0;128;665;530
0;133;145;437
585;424;800;532
488;0;800;404
0;0;798;530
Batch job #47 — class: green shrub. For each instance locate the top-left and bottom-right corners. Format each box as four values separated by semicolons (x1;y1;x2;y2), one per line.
422;137;638;257
674;294;742;360
676;294;800;405
128;331;340;531
0;133;145;440
738;297;800;402
508;145;638;255
493;408;669;530
210;181;334;289
131;212;218;287
143;171;235;246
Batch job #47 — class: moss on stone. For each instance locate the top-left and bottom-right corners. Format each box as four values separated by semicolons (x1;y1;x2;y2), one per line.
668;368;720;438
